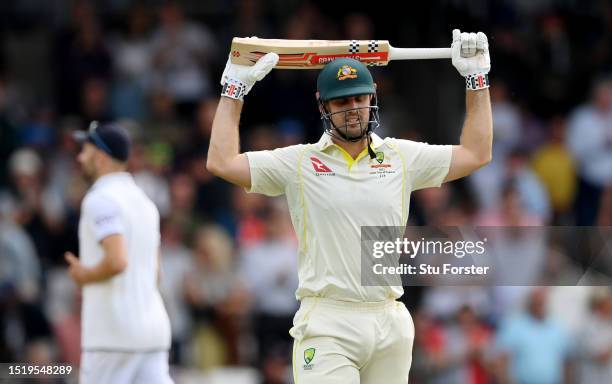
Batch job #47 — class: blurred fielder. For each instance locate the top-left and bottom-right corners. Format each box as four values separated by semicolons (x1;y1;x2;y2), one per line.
66;122;172;384
208;29;492;383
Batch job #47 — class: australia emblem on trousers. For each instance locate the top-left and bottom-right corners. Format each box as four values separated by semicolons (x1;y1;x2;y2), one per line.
303;347;316;370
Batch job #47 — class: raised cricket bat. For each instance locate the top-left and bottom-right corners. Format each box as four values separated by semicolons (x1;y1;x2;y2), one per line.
230;37;452;69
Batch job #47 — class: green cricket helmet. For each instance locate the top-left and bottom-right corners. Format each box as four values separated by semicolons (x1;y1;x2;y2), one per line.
316;58;380;152
317;58;376;101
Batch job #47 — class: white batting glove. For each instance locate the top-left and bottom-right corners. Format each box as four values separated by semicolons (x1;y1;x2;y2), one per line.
220;52;279;101
451;29;491;90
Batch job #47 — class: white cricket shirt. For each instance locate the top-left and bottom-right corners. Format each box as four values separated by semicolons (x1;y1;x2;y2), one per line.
246;133;452;302
78;172;171;351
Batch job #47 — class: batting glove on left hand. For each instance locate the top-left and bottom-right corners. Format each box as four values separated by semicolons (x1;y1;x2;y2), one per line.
220;51;279;101
451;29;491;90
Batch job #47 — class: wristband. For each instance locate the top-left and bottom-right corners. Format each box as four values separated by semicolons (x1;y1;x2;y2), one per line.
221;78;247;100
465;73;490;91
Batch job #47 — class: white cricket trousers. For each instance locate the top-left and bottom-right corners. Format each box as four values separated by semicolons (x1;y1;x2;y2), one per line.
80;350;173;384
290;297;415;384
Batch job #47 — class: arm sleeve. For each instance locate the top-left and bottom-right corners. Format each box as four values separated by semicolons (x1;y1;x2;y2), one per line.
83;194;125;242
245;144;304;196
395;139;452;191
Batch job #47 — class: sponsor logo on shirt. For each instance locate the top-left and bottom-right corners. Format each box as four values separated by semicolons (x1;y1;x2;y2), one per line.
310;156;335;176
95;214;117;225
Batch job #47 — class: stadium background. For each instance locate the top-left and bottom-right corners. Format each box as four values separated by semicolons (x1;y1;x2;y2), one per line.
0;0;611;383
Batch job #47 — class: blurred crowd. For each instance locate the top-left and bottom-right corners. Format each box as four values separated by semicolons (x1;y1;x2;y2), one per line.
0;0;611;383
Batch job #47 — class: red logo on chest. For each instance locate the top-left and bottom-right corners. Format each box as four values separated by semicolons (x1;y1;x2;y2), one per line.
310;156;332;173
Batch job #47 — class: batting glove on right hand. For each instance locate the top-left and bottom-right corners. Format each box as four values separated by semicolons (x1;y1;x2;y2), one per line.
220;52;279;101
451;29;491;90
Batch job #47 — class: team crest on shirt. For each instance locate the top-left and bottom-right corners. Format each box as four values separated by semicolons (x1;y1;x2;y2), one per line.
375;151;384;164
303;347;316;370
369;151;395;177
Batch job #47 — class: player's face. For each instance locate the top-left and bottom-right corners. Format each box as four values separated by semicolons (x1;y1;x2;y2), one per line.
327;94;372;138
76;142;98;180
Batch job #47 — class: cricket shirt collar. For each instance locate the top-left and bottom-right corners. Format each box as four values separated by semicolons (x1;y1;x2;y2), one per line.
91;171;134;190
316;132;385;151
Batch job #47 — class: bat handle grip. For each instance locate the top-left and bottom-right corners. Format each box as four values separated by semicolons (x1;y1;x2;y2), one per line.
389;47;452;60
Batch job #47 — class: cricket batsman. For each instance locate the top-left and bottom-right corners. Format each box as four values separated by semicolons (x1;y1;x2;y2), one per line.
207;29;492;383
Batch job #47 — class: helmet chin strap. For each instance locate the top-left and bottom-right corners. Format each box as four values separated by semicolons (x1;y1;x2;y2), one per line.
367;135;376;159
